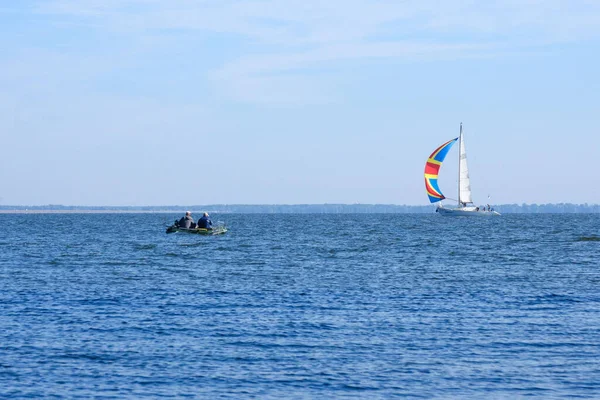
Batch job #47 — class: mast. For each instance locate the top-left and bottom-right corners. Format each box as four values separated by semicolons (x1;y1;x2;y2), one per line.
458;122;462;207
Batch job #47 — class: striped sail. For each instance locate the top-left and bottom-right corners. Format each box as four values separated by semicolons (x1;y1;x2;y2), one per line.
424;138;458;203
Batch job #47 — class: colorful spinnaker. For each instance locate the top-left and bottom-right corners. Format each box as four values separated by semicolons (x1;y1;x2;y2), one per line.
424;138;458;203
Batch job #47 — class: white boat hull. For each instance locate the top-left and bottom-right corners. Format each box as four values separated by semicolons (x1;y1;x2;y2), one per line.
437;206;500;216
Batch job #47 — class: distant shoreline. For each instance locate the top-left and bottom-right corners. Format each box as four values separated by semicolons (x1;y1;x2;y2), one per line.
0;203;598;214
0;210;185;214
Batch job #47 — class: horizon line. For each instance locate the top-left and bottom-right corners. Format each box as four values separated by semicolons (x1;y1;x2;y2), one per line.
1;202;599;208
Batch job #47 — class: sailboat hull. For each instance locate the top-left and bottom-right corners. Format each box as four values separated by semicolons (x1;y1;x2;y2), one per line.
437;206;500;216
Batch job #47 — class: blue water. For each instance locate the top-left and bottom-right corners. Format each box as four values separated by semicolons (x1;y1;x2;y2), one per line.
1;213;599;399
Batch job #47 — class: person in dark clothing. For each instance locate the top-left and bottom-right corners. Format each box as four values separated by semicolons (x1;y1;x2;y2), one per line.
197;212;213;229
178;211;194;229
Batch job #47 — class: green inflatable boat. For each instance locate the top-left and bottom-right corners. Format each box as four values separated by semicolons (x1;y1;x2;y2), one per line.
166;222;228;235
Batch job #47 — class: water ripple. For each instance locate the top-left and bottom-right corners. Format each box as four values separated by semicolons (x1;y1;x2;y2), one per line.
0;213;599;398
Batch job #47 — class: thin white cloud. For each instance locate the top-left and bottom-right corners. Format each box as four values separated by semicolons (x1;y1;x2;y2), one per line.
37;0;600;41
29;0;600;104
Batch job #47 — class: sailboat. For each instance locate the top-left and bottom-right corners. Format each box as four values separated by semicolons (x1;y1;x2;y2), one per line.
424;123;500;216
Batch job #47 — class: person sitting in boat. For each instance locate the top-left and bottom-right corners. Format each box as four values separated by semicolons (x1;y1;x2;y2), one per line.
178;211;194;229
197;212;213;229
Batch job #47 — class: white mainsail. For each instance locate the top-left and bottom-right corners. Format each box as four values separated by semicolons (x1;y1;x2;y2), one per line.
458;125;472;205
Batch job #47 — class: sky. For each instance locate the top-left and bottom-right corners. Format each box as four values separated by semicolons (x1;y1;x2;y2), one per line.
1;0;599;206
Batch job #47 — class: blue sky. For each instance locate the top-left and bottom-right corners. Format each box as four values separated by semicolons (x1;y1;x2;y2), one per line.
1;0;599;206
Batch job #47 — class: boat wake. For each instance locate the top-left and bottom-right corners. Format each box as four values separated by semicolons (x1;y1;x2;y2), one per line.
575;236;600;242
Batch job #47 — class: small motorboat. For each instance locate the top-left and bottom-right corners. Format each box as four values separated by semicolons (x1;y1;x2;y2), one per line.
166;221;228;235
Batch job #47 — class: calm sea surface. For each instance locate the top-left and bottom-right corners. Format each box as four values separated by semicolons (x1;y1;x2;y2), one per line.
1;213;599;399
